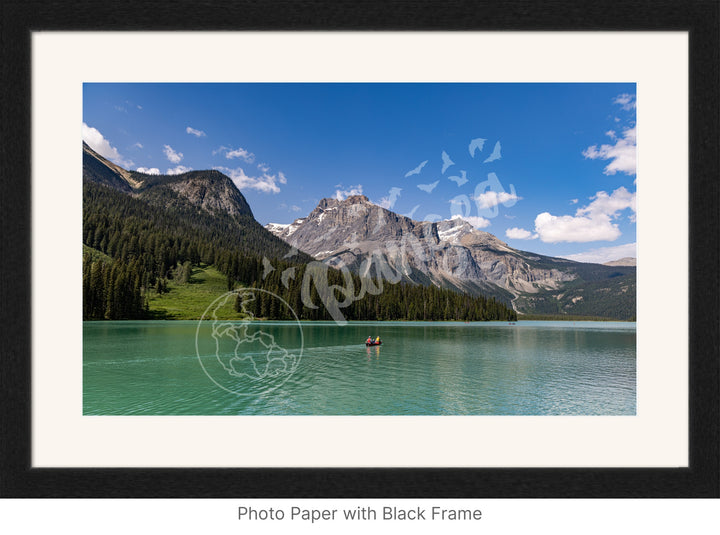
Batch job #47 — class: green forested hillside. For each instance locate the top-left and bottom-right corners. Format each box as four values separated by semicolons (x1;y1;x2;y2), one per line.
82;167;517;322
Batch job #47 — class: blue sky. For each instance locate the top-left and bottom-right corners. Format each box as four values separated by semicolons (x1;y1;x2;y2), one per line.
83;83;637;263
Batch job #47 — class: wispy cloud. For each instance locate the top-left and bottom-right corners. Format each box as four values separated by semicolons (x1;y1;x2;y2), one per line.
163;144;183;164
334;184;363;200
473;190;520;209
613;93;636;111
213;145;255;163
451;214;490;229
582;126;636;175
82;123;133;168
215;166;285;194
166;165;192;175
226;147;254;162
186;126;206;137
576;187;636;218
505;227;538;240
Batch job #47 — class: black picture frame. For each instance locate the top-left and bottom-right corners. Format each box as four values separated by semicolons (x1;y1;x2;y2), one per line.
1;0;718;498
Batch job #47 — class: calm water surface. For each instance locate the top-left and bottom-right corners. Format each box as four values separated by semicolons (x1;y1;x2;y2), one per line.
84;321;636;415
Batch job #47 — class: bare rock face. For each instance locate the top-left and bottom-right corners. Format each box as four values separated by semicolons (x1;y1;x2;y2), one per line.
163;171;253;217
266;196;583;306
83;143;253;218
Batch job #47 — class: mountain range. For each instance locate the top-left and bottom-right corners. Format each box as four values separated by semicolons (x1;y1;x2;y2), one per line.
83;142;304;262
266;195;636;319
83;142;635;319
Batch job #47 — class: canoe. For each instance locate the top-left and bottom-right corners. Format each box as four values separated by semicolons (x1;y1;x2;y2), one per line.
365;341;382;346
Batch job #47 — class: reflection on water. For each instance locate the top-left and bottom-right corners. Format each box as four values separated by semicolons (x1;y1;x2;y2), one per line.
84;321;636;415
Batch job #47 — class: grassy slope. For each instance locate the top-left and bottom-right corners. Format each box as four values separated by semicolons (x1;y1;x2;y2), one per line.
146;264;247;320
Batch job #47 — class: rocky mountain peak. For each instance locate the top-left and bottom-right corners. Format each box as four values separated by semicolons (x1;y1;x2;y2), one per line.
83;142;253;218
264;196;636;315
317;195;371;210
162;171;254;218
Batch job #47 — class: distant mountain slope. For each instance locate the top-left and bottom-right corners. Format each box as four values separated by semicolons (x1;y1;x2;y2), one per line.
266;195;636;319
83;142;311;263
604;257;637;267
83;142;136;192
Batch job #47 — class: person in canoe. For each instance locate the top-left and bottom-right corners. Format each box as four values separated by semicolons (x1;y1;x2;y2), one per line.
365;336;382;346
366;335;373;344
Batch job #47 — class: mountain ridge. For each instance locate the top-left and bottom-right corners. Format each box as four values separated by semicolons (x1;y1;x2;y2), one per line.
82;144;516;322
82;142;310;263
266;195;636;319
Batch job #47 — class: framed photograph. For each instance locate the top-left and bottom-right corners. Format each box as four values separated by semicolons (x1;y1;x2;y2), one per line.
1;1;718;498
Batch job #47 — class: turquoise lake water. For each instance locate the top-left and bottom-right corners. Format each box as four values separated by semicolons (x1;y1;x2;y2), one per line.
83;320;636;415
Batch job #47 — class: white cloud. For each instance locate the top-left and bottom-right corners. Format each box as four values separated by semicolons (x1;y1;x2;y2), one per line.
334;184;363;201
225;146;255;163
278;172;287;184
136;167;160;175
166;165;192;175
132;142;143;149
533;186;636;243
82;123;133;168
570;198;579;204
163;144;183;164
186;126;206;137
473;190;520;209
257;163;270;173
613;93;636;111
214;166;284;194
451;214;491;229
583;126;636;175
290;205;301;212
505;227;538;240
559;242;637;264
534;212;620;243
577;187;636;219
